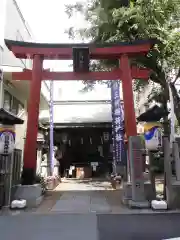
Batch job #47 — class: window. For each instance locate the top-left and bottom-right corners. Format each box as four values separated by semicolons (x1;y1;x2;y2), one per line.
3;90;12;111
3;90;24;115
11;97;19;115
18;102;24;114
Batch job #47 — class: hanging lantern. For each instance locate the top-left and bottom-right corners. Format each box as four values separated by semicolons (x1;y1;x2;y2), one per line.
61;133;68;143
103;132;109;142
81;137;83;144
90;137;92;144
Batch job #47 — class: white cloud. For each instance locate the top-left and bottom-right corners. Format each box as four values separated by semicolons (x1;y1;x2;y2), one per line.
16;0;87;42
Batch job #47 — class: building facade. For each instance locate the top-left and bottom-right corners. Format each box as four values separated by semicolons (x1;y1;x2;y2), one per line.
0;0;49;152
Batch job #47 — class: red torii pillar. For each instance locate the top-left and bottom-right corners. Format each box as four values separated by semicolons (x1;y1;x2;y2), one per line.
5;39;153;184
21;55;43;183
121;54;137;137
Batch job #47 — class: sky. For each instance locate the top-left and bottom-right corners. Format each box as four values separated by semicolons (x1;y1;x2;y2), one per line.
15;0;119;102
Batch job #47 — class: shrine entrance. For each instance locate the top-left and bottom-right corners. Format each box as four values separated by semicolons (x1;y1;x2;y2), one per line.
5;39;154;184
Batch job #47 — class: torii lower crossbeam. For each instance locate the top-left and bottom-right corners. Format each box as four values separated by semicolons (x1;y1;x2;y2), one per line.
12;67;150;81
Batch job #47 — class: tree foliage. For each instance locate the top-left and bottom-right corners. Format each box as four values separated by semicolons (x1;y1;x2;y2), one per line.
65;0;180;124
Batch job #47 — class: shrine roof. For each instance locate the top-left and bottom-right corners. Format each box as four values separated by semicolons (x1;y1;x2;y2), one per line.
5;39;157;60
39;103;112;124
0;108;24;125
137;105;169;122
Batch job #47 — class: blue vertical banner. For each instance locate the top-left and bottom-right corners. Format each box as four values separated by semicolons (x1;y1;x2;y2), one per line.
111;81;127;169
49;80;54;175
111;84;116;173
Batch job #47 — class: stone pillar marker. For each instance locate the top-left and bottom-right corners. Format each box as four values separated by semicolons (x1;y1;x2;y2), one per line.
172;141;180;181
163;137;173;207
128;136;149;208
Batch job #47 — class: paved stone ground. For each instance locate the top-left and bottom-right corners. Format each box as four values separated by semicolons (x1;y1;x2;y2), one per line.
3;178;179;215
1;179;180;239
34;179;152;214
32;179;125;214
0;213;98;240
1;212;180;239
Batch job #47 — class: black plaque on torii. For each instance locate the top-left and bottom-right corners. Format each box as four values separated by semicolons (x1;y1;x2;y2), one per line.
73;47;90;73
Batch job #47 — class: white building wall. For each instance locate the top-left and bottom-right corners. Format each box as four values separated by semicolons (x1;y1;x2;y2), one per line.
0;0;48;153
1;0;49;103
2;0;33;68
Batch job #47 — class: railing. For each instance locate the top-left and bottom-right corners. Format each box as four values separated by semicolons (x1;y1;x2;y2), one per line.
0;149;22;207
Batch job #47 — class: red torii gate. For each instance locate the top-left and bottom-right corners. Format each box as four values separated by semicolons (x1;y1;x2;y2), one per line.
5;39;153;184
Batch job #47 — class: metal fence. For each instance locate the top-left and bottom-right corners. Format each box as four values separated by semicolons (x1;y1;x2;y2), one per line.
0;149;22;207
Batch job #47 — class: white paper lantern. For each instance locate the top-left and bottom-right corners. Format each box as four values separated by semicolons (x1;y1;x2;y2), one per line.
145;127;162;150
0;130;15;155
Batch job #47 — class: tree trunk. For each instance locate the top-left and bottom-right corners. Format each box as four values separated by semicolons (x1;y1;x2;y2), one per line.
169;82;180;126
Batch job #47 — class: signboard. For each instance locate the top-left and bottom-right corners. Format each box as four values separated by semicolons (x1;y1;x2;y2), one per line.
91;162;98;166
129;136;145;202
111;81;126;168
73;47;90;72
0;127;15;155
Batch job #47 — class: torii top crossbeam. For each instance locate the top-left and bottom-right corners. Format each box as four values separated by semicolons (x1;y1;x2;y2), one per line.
5;39;155;59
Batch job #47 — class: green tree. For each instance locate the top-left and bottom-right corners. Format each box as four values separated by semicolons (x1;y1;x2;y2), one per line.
65;0;180;125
